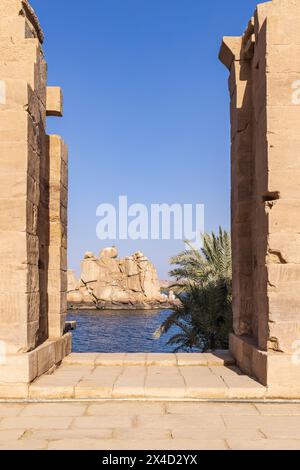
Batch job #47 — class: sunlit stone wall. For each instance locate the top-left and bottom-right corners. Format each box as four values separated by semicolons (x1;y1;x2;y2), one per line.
220;0;300;394
0;0;71;396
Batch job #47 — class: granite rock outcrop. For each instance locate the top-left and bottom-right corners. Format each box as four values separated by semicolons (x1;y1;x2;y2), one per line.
68;248;175;310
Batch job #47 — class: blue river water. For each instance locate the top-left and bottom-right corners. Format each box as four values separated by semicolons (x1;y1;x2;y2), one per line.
67;309;180;353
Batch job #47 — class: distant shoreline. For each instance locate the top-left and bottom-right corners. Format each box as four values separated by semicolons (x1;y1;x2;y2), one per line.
67;300;178;312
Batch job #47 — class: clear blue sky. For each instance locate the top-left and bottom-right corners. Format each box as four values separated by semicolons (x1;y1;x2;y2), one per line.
30;0;259;279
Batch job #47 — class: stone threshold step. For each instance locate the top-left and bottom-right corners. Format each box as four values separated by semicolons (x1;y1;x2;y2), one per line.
4;398;300;404
27;353;269;401
29;378;267;401
63;352;235;367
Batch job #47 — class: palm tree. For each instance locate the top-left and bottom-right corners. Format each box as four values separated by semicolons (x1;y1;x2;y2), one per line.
155;228;232;352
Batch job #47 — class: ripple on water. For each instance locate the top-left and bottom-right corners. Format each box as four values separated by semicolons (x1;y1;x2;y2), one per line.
67;309;180;353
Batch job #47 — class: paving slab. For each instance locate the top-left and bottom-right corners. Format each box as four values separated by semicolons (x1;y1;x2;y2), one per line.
165;402;259;416
61;352;235;368
0;416;73;430
145;366;186;398
227;439;300;451
180;366;228;398
146;354;178;366
19;403;87;417
29;376;77;399
29;354;268;400
87;401;165;416
0;440;48;450
63;353;99;366
72;415;134;430
0;404;25;417
46;438;228;451
74;366;122;399
113;366;146;398
255;403;300;415
137;413;225;430
0;400;299;450
21;428;113;441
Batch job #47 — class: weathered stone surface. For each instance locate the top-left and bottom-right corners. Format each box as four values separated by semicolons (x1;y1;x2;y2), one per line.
39;360;263;401
99;246;118;259
68;247;174;310
46;86;63;117
220;0;300;389
0;0;70;387
67;270;79;292
81;258;100;284
1;398;300;450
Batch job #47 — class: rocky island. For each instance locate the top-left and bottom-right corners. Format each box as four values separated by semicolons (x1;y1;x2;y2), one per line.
67;247;177;310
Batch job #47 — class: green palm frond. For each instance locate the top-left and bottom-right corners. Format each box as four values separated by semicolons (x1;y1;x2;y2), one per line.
156;228;233;352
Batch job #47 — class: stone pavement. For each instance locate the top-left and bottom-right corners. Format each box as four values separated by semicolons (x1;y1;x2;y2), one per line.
1;352;299;450
1;400;300;450
28;352;270;400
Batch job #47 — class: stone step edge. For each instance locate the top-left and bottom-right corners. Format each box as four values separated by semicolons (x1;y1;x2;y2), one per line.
4;397;300;404
62;352;235;367
4;384;300;400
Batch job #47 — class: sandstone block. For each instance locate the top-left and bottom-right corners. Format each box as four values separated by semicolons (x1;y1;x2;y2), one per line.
266;73;300;107
266;44;300;73
219;36;242;70
48;269;68;293
0;350;37;384
267;106;300;138
0;291;39;325
267;352;300;394
48;246;67;271
0;110;37;148
34;342;55;377
0;61;38;92
266;200;300;234
0;265;39;294
46;86;63;117
221;0;300;392
0;173;38;205
0;16;38;41
268;321;300;353
0;79;30;110
267;171;300;199
0;198;37;234
49;314;67;339
49;222;67;248
49;134;64;162
48;292;67;316
267;233;300;264
0;0;70;386
0;383;28;399
0;0;26;18
0;232;38;266
267;13;300;46
52;333;71;361
61;159;68;189
0;142;39;177
267;264;300;290
0;38;40;65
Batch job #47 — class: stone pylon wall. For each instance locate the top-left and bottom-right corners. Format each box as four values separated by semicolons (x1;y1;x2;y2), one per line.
0;0;71;397
220;0;300;394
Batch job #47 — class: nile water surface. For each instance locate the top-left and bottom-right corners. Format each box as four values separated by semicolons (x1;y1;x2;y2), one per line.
67;309;179;353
